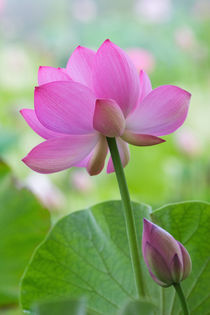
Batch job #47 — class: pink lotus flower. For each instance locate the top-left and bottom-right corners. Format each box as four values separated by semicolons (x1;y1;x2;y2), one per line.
21;39;191;175
142;219;192;287
127;48;155;73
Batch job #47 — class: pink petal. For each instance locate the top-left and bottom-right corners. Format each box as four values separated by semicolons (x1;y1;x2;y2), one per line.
66;46;95;89
145;220;182;270
145;241;172;285
107;138;130;173
73;151;94;168
73;149;95;168
142;218;153;259
74;136;108;176
86;135;108;175
148;269;168;287
139;70;152;103
126;85;191;136
38;66;71;85
93;39;140;117
22;134;99;174
177;241;192;280
20;109;62;139
122;130;165;146
93;99;126;137
35;81;96;135
170;253;183;283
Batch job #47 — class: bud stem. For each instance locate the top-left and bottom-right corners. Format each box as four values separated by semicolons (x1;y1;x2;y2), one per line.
173;283;189;315
106;137;145;298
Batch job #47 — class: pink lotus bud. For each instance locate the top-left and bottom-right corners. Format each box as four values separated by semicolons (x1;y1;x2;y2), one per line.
142;219;192;287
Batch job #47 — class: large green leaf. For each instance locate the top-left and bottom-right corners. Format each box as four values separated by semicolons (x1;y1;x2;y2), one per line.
21;201;210;314
0;161;51;307
118;300;156;315
21;201;156;314
32;298;86;315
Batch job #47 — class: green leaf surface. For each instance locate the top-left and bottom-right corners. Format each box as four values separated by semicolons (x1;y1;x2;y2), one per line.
0;161;51;307
21;201;155;314
118;300;156;315
32;298;86;315
21;200;210;315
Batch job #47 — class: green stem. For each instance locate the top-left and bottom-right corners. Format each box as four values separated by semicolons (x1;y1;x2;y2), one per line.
106;137;145;297
173;283;189;315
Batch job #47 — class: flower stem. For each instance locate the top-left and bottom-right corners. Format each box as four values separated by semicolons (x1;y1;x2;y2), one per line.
106;137;145;297
173;283;189;315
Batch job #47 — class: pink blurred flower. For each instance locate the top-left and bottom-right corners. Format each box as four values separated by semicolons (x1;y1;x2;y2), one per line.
134;0;172;23
26;173;65;209
175;27;197;52
127;48;155;73
21;39;191;175
193;0;210;20
72;0;97;23
142;219;192;287
71;170;93;192
175;26;208;61
175;127;202;157
0;0;4;14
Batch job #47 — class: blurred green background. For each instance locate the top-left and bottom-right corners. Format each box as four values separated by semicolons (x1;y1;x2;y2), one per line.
0;0;210;313
0;0;210;213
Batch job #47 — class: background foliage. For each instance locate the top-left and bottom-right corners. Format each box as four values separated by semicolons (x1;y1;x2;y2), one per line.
21;201;210;314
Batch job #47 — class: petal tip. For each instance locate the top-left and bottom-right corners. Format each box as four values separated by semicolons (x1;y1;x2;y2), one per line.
87;167;103;176
168;85;191;100
159;138;166;144
148;136;166;146
178;87;191;100
186;90;192;99
21;156;28;164
76;45;82;50
100;39;112;49
20;108;28;119
143;218;152;228
74;45;89;53
106;161;114;174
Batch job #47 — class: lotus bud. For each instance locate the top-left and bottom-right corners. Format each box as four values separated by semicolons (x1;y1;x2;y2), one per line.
142;218;192;287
